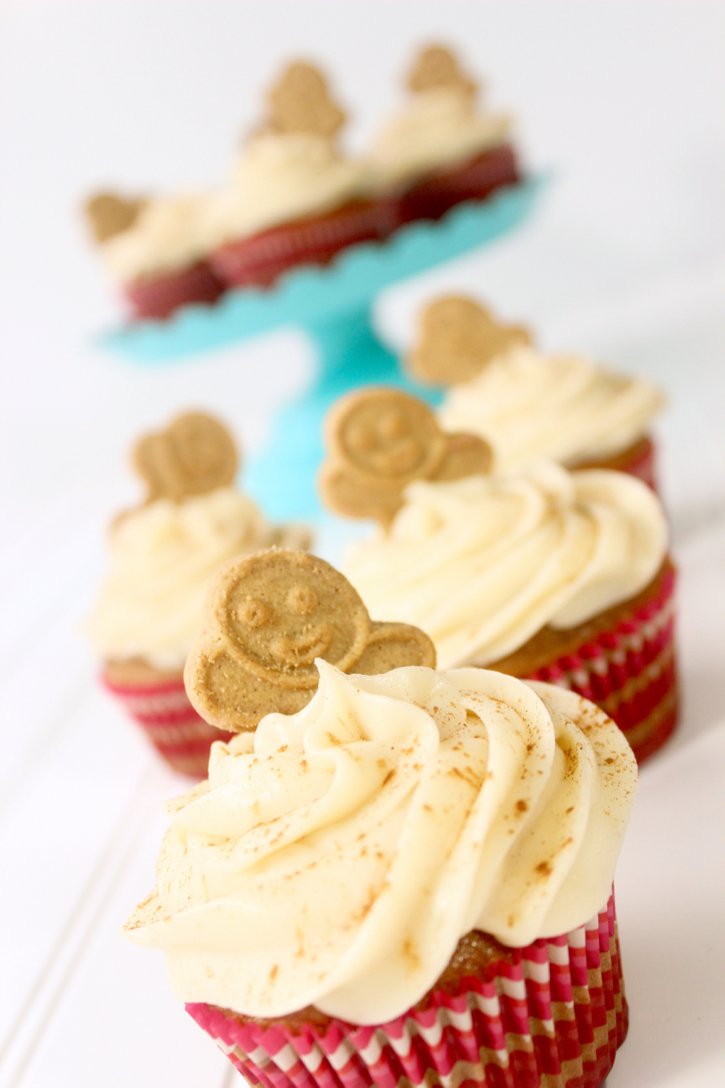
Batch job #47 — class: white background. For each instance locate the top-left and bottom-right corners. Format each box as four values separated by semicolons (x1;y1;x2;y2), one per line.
1;3;724;1086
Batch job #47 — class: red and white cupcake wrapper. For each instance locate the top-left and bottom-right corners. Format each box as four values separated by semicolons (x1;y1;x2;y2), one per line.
523;560;677;764
398;143;520;225
102;671;234;778
210;201;394;289
187;891;626;1088
614;436;658;491
123;260;225;321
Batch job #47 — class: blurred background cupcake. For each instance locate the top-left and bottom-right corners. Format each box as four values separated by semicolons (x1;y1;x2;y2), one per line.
367;44;520;226
84;191;224;321
320;388;677;763
204;60;392;291
407;294;666;489
85;410;310;776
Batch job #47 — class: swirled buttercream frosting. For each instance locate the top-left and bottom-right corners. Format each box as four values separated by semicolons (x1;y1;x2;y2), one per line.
101;193;215;282
438;344;665;470
368;87;511;189
204;132;369;247
343;463;667;669
85;487;307;670
123;661;637;1024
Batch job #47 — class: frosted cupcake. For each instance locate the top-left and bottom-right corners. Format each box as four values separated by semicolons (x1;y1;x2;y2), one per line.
124;549;637;1088
205;61;391;290
84;192;224;321
320;388;678;763
368;44;520;226
408;296;666;489
85;412;310;776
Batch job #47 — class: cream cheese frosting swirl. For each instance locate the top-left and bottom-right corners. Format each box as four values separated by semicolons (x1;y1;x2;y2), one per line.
368;87;511;190
123;661;637;1024
85;487;307;670
439;344;666;470
343;463;668;669
203;132;369;247
101;193;216;282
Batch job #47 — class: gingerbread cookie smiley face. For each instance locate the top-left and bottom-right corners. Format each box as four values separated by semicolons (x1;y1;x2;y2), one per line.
218;551;370;687
184;550;436;732
132;411;238;504
336;390;445;483
319;388;493;527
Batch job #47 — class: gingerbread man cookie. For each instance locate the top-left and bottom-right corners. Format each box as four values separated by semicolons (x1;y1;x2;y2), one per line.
85;191;149;244
184;549;436;731
319;387;492;527
408;296;532;386
265;61;346;140
407;44;476;98
132;411;238;504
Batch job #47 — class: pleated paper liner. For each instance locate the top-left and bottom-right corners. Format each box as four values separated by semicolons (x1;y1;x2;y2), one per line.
187;891;626;1088
209;200;395;289
102;668;234;778
123;261;224;320
571;435;659;493
398;143;520;225
490;557;678;764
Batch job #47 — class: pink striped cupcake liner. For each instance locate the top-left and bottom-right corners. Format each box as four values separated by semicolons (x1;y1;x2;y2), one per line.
398;144;520;225
123;260;225;320
614;436;658;491
102;670;234;778
519;559;677;764
210;200;395;289
574;436;659;493
187;891;626;1088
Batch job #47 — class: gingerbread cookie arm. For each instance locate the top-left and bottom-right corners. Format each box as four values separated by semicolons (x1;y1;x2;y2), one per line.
355;622;437;674
434;432;493;482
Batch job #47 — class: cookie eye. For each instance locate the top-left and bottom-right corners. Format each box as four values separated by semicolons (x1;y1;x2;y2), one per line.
238;597;270;629
286;585;318;616
378;409;407;442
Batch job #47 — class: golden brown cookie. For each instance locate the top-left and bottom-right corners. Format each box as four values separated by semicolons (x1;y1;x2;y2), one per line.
407;44;476;98
85;192;148;244
319;387;492;526
408;296;532;385
184;549;436;732
265;61;346;140
132;411;238;503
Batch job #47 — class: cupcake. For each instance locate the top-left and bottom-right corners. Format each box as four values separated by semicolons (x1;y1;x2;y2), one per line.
319;388;678;763
84;192;224;321
85;412;310;777
205;61;392;290
408;296;667;489
123;548;637;1088
368;44;520;226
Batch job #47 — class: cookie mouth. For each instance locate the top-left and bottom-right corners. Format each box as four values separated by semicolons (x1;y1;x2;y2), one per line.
271;627;332;668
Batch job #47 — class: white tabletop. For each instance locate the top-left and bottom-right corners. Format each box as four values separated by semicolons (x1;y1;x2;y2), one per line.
1;4;725;1086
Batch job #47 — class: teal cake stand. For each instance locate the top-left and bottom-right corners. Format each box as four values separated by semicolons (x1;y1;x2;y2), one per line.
103;178;543;519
